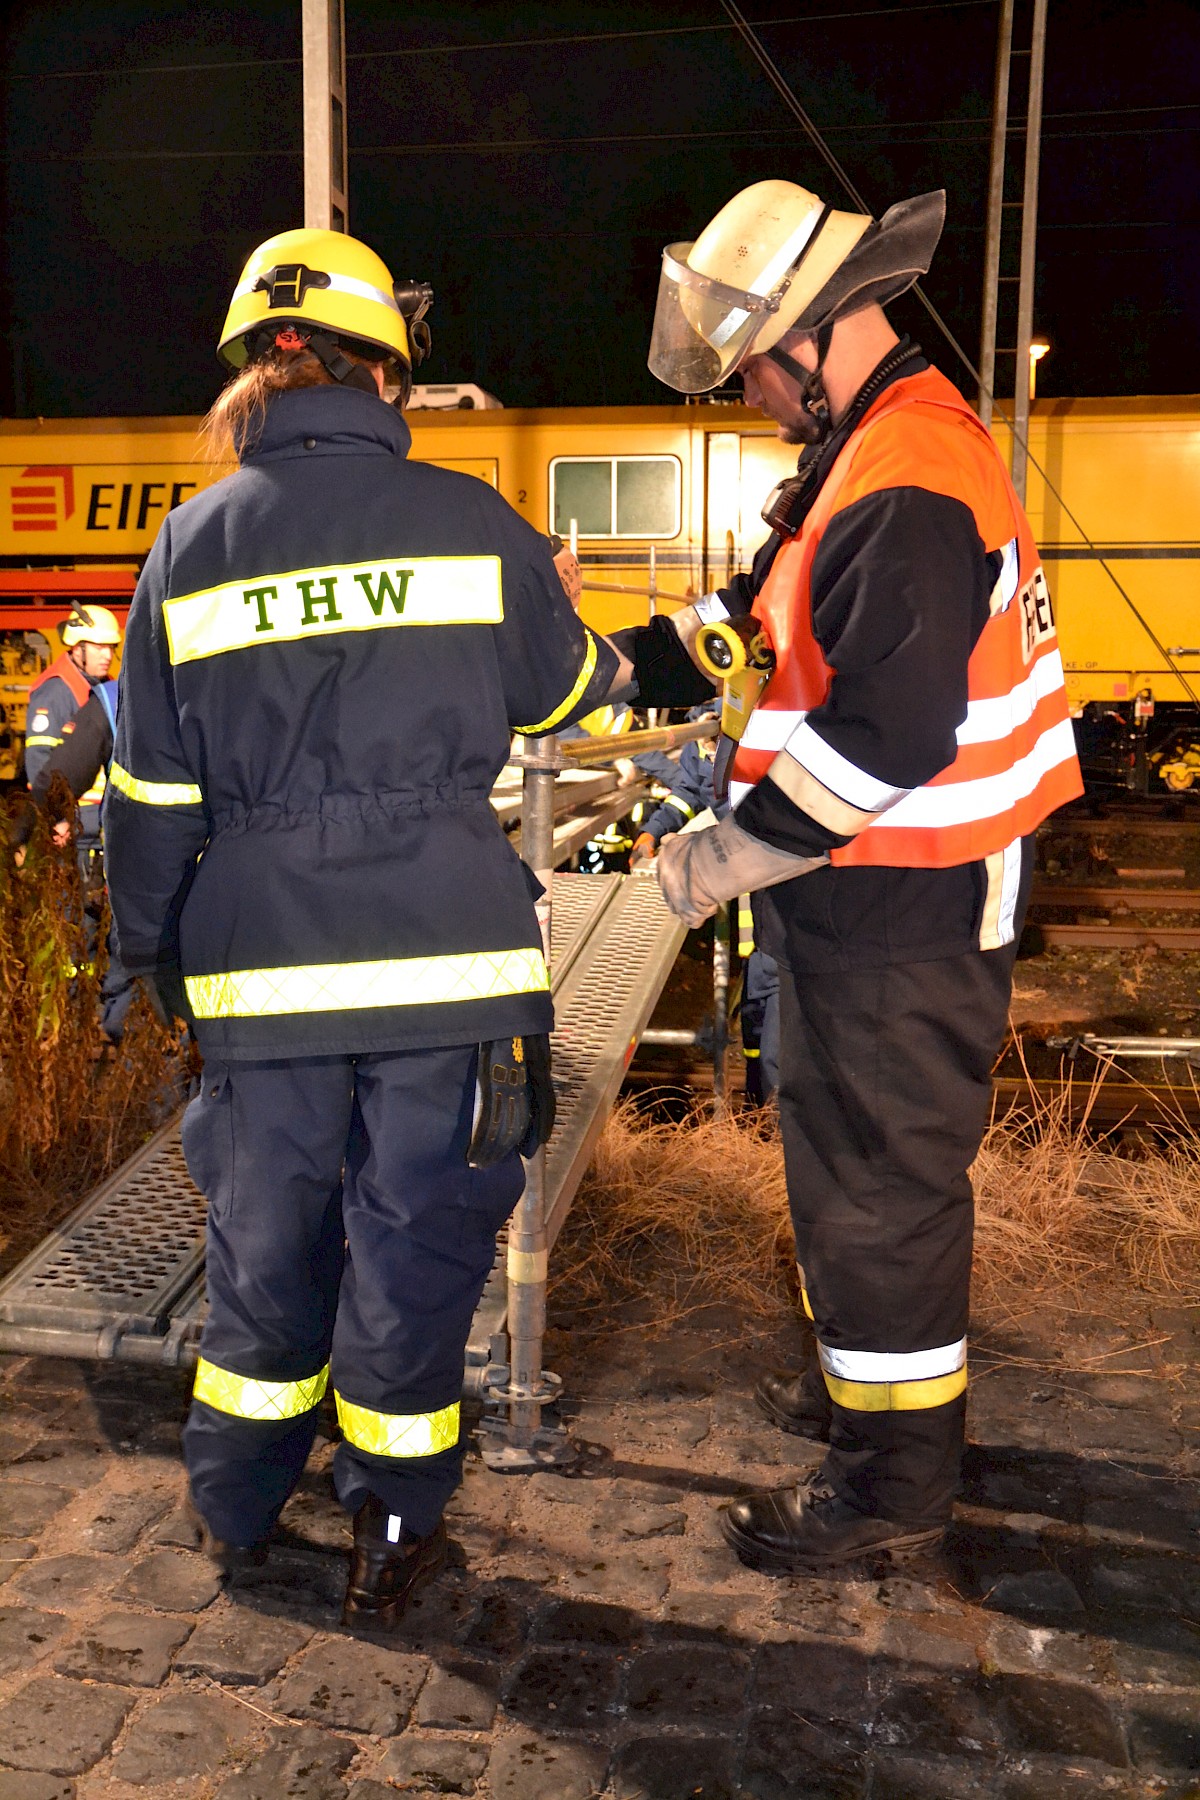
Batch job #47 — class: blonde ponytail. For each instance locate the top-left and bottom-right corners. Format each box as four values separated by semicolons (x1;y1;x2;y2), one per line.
201;344;382;464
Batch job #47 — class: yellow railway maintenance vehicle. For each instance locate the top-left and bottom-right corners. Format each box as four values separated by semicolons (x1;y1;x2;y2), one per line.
1;397;1197;794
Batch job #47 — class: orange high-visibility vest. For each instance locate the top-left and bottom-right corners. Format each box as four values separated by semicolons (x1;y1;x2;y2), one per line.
28;653;107;810
729;367;1082;868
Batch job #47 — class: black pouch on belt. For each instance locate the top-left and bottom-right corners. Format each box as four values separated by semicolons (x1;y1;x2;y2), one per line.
467;1034;556;1168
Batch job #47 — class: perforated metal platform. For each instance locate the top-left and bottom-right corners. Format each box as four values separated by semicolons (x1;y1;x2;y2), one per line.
0;871;683;1371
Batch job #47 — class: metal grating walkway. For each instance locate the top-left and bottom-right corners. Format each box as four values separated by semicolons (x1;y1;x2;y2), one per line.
0;872;682;1371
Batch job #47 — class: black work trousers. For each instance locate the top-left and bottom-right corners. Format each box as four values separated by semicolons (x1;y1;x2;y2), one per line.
775;942;1017;1523
180;1045;523;1545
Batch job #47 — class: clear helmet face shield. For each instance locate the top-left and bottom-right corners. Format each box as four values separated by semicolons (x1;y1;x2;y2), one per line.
647;245;781;395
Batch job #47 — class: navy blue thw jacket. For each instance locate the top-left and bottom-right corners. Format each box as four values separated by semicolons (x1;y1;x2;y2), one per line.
105;385;616;1060
640;731;720;846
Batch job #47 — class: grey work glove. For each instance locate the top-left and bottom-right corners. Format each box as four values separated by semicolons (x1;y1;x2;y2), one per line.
656;813;826;928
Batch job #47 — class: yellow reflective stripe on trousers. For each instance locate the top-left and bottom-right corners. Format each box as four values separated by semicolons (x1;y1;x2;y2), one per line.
109;760;204;806
820;1364;968;1412
185;945;549;1020
516;630;599;734
193;1357;329;1420
163;555;504;665
336;1393;460;1458
817;1332;968;1412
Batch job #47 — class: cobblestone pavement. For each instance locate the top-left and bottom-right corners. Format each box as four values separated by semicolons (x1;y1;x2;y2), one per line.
0;1296;1196;1799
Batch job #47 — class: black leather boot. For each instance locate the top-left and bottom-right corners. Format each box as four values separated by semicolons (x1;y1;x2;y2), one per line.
341;1495;448;1632
754;1362;833;1442
721;1474;945;1573
181;1499;269;1579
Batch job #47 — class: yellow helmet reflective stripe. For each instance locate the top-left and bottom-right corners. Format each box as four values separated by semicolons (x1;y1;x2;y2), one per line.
61;604;122;647
218;227;411;370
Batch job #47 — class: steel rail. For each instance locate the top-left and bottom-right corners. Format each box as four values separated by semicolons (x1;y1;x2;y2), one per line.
1036;923;1200;950
1030;885;1200;912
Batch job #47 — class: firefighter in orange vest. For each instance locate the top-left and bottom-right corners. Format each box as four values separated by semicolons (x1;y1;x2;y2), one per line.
25;606;123;865
616;180;1082;1569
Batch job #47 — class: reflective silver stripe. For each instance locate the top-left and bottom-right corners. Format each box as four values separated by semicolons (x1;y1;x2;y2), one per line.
955;652;1066;746
739;708;805;754
868;717;1078;830
694;593;731;625
784;720;910;814
818;1337;966;1384
989;536;1021;614
750;200;828;300
232;269;401;314
996;837;1022;945
980;837;1023;949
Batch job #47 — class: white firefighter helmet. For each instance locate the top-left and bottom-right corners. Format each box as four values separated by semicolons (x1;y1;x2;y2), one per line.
648;180;945;394
61;604;122;647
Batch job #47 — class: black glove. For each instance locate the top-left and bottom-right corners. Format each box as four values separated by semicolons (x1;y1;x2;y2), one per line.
519;1031;555;1157
138;963;191;1030
467;1034;556;1168
610;616;716;710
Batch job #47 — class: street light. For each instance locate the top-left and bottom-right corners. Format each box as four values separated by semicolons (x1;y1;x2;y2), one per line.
1029;337;1050;401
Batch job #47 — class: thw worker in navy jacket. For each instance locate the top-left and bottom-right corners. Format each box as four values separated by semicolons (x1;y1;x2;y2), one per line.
105;229;622;1629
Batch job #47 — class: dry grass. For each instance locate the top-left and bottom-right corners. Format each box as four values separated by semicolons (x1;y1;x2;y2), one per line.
554;1082;1200;1329
0;799;194;1272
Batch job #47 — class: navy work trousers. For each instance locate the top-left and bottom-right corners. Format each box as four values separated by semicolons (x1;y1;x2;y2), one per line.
180;1046;524;1544
741;949;780;1106
775;943;1017;1523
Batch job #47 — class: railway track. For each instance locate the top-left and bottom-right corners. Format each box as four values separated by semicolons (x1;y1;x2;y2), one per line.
1029;814;1200;949
623;1060;1200;1129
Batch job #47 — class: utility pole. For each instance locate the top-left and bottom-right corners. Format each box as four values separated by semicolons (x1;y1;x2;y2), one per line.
977;0;1049;506
1010;0;1047;503
302;0;349;231
977;0;1013;427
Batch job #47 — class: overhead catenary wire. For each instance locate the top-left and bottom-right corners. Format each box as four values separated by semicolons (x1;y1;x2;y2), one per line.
716;0;1200;710
12;111;1199;167
0;1;1002;83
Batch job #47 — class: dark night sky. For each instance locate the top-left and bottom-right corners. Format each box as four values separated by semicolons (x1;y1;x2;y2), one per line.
2;0;1197;418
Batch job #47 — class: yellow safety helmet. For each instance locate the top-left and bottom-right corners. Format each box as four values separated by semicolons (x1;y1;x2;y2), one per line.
648;180;945;394
217;228;432;382
61;604;122;648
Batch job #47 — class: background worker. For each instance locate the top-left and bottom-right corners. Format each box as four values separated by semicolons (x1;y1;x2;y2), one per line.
28;677;136;1042
615;179;1082;1569
631;702;780;1106
25;606;123;868
24;606;132;1041
105;227;619;1629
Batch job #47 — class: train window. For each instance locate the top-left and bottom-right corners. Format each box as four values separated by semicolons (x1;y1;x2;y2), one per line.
552;460;612;537
550;455;680;538
616;459;678;536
